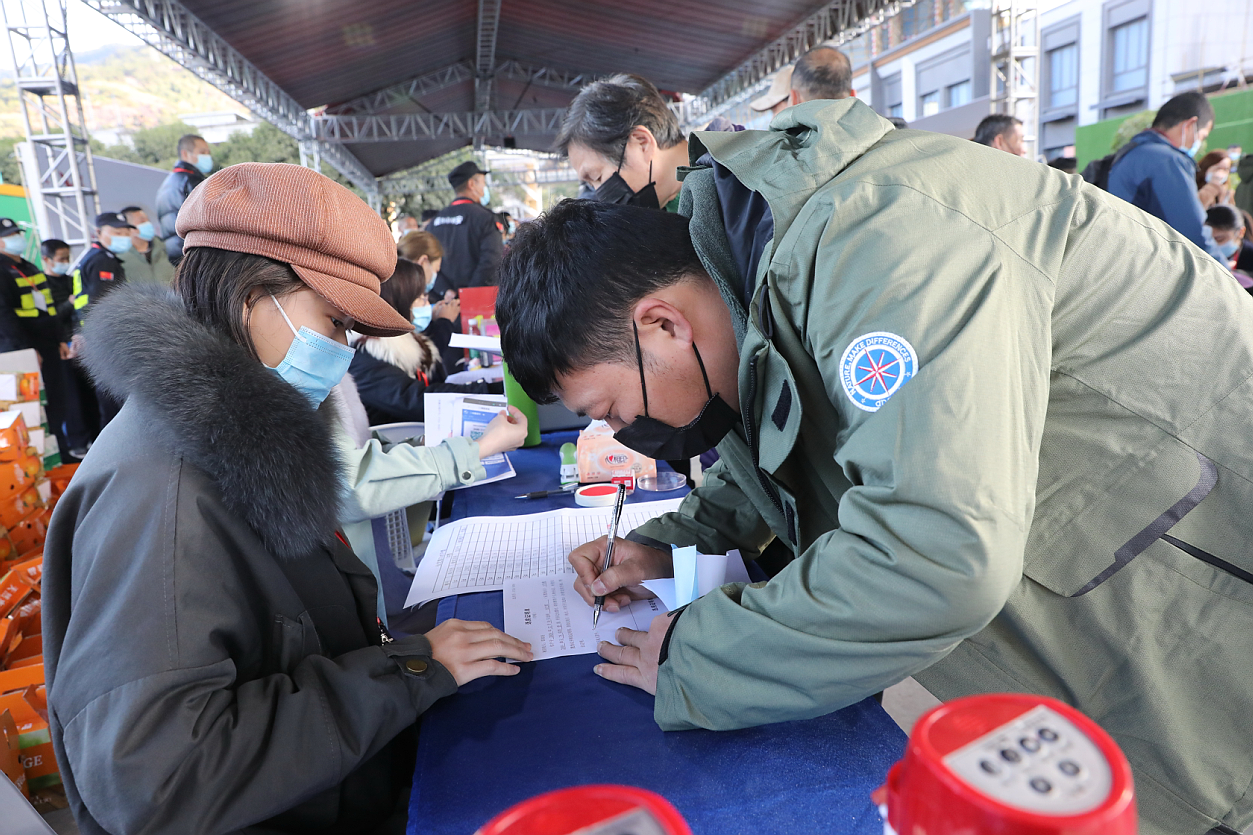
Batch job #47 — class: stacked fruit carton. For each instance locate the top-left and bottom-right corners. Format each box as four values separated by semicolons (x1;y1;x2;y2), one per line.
0;408;78;807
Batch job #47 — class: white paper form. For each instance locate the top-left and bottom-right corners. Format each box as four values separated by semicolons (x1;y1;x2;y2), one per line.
504;576;666;660
403;498;683;607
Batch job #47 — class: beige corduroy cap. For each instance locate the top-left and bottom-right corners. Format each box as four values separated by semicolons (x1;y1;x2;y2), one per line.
176;162;412;337
750;66;794;112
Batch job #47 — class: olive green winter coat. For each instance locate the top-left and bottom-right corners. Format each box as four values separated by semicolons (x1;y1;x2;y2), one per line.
634;98;1253;835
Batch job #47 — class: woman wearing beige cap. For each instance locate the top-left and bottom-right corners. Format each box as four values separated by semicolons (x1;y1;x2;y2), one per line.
42;163;532;834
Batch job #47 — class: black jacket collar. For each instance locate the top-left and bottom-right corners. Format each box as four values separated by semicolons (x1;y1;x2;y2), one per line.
80;283;342;561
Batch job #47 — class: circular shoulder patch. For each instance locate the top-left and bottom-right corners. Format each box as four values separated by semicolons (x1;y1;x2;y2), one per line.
838;332;917;413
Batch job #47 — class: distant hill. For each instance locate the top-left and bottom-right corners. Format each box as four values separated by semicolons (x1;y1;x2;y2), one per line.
0;44;245;138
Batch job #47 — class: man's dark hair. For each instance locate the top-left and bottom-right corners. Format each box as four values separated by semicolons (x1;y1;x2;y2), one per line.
1047;156;1077;174
177;134;205;156
1206;204;1242;231
791;46;853;101
974;114;1022;146
497;199;706;403
40;238;69;259
119;205;145;219
175;247;304;361
555;73;683;160
1153;91;1215;130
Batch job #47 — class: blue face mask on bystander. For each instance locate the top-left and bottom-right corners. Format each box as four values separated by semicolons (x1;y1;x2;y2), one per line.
411;304;433;331
1218;238;1241;259
106;235;132;255
267;294;355;407
135;221;156;241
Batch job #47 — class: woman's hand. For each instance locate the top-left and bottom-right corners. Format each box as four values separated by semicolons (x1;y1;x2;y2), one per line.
476;406;528;458
433;297;460;321
426;618;533;686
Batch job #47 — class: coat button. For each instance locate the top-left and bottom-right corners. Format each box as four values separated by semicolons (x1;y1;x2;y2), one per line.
462;471;472;481
404;658;428;674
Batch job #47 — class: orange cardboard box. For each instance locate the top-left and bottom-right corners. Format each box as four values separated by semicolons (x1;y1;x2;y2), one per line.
0;616;15;659
8;514;47;559
13;597;39;636
0;708;27;797
9;554;40;586
0;663;42;695
0;460;35;502
0;688;57;790
0;569;33;619
9;655;40;670
44;463;77;498
0;490;34;531
0;412;29;462
9;633;39;663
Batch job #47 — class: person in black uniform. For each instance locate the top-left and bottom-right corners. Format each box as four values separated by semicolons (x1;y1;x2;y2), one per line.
68;212;134;427
39;238;98;455
428;161;503;373
0;219;80;459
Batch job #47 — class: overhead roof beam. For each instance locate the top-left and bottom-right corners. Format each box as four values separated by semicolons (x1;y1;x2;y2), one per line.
699;0;908;107
313;108;568;143
474;0;502;127
83;0;377;193
323;62;474;116
326;59;590;118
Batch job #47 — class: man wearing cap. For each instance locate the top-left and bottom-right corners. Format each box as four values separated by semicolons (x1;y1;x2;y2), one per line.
749;66;794;118
44;162;531;835
428;161;503;291
0;217;79;459
66;212;134;425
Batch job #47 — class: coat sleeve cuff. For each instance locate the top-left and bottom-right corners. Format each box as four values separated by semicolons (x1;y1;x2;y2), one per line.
383;634;458;711
442;436;487;487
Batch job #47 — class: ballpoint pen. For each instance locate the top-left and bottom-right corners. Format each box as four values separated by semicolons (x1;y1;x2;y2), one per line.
592;483;627;627
513;484;577;499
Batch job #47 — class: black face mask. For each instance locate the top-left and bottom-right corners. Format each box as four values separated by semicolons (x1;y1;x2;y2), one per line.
613;324;739;460
593;151;661;210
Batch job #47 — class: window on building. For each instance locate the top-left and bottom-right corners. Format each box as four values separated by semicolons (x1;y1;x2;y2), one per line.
889;103;903;118
1048;43;1078;108
920;90;940;117
947;80;972;108
1110;17;1147;92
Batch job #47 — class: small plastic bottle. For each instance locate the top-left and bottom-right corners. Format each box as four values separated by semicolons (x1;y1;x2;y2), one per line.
559;442;578;486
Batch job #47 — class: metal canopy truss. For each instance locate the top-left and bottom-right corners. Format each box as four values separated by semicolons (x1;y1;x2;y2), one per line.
315;97;714;145
324;60;590;117
990;0;1040;159
84;0;378;195
380;163;577;197
314;107;568;143
2;0;99;250
698;0;911;108
474;0;502;121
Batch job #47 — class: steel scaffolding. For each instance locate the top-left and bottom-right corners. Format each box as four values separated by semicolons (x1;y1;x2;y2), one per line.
2;0;98;251
990;0;1041;159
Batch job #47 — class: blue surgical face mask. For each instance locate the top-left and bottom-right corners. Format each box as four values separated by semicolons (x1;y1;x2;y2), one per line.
2;234;24;255
1181;124;1203;158
136;221;155;241
106;234;132;254
425;271;438;293
411;304;433;331
46;261;69;275
480;186;491;206
1219;238;1241;258
195;154;214;175
267;294;354;407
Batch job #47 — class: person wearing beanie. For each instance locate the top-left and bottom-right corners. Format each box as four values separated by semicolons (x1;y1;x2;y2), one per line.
43;163;533;835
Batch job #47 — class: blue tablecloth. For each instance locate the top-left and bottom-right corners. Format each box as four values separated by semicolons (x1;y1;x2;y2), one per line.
406;433;908;834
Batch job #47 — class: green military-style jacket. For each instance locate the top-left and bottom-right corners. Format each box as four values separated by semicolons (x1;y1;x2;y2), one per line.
633;99;1253;835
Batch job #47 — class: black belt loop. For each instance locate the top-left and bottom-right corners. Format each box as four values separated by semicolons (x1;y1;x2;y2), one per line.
1071;451;1218;597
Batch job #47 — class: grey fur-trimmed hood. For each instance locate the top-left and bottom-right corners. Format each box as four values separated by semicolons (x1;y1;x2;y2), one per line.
80;283;341;561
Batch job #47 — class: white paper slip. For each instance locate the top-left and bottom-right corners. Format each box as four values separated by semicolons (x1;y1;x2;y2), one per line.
504;576;666;660
641;549;752;611
403;498;684;607
448;333;502;354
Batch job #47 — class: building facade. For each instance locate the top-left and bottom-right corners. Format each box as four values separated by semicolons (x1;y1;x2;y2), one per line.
727;0;1252;161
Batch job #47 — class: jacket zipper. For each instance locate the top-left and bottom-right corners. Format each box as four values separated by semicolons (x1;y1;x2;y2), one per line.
744;351;785;521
